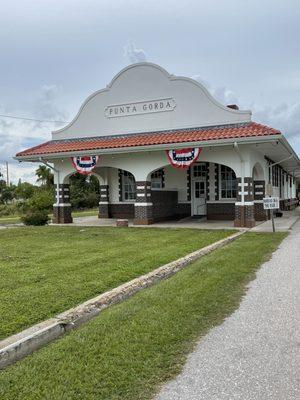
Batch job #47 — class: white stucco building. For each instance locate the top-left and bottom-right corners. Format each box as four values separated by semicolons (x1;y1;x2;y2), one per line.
16;62;300;227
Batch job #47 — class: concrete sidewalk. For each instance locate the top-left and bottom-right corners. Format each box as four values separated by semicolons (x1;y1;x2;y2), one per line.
155;221;300;400
251;207;300;232
65;207;300;232
70;216;238;230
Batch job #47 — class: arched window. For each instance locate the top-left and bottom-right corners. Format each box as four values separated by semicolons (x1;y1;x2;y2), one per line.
151;169;164;189
121;170;136;201
220;165;237;199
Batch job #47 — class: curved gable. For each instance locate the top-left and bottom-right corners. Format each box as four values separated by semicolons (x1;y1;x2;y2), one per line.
53;62;251;140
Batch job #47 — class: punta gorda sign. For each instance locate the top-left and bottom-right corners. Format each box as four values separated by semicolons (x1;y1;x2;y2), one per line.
105;98;176;118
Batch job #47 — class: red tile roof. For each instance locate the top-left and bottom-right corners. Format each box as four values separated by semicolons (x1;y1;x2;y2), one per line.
16;122;281;158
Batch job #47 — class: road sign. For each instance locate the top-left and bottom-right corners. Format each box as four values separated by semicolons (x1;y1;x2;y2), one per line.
263;197;279;210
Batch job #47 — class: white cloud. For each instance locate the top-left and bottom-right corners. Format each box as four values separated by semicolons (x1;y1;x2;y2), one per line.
0;161;37;185
0;85;68;184
192;74;300;153
252;103;300;138
123;41;147;64
192;75;239;106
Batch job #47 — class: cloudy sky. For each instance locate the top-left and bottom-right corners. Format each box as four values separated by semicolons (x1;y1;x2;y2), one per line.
0;0;299;183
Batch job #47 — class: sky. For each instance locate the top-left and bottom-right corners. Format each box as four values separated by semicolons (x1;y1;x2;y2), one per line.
0;0;299;184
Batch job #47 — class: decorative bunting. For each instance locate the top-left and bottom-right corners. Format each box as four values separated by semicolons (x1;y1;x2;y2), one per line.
71;155;99;175
166;148;201;169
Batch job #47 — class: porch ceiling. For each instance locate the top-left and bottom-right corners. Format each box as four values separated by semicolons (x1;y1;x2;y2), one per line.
249;138;300;178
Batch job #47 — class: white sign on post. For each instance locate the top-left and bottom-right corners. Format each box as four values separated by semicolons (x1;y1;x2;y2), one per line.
263;197;279;210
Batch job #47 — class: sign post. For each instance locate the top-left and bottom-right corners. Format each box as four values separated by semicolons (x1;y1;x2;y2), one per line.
263;197;279;232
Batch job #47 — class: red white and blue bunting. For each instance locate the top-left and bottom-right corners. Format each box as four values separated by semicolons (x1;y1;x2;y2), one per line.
166;148;202;169
71;155;99;175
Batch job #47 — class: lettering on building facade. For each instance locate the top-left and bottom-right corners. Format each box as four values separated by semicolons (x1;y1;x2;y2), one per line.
105;98;176;118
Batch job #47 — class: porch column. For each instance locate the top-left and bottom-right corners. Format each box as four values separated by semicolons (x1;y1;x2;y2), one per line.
234;177;255;228
98;185;110;218
53;184;73;224
253;180;268;221
134;181;154;225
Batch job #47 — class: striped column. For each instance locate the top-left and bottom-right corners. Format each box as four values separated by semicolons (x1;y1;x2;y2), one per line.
134;181;153;225
53;184;73;224
253;180;267;221
234;177;255;228
98;185;110;218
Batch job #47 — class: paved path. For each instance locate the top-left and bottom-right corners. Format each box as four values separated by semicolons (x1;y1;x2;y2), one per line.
155;221;300;400
251;207;300;232
70;216;237;230
63;207;300;232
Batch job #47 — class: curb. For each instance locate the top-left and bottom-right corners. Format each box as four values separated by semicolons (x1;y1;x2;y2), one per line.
0;230;245;369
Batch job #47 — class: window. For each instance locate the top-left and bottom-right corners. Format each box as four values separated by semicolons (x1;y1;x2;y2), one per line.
193;163;207;178
220;165;237;199
151;169;164;189
122;171;136;201
194;181;205;198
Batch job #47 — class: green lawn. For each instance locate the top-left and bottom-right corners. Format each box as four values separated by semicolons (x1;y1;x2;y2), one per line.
0;232;286;400
0;216;21;225
0;226;232;339
72;209;98;218
0;209;98;225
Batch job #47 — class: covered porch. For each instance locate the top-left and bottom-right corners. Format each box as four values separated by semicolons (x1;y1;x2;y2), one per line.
50;140;298;228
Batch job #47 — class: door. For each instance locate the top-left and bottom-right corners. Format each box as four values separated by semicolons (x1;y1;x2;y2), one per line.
192;177;207;216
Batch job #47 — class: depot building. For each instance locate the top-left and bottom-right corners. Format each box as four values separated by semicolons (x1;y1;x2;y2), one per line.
16;62;300;227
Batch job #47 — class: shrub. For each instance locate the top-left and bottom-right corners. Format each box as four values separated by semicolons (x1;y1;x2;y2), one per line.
25;189;54;212
21;210;50;226
0;204;20;217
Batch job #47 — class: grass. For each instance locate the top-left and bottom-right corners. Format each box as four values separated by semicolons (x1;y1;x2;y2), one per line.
0;226;232;339
0;232;286;400
72;209;98;218
0;216;21;225
0;209;98;225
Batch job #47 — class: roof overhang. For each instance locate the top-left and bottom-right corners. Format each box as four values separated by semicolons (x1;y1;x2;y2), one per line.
15;133;283;161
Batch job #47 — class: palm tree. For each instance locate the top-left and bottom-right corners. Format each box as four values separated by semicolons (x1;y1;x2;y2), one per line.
36;165;54;188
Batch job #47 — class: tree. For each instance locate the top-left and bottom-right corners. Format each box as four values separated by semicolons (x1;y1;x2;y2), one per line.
36;165;54;188
15;182;35;200
0;186;14;204
69;173;100;209
26;189;54;211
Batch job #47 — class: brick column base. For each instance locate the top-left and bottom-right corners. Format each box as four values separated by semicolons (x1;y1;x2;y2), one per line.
234;204;255;228
52;184;73;223
254;202;268;221
134;204;154;225
98;185;110;218
53;205;73;224
134;181;153;225
98;203;109;218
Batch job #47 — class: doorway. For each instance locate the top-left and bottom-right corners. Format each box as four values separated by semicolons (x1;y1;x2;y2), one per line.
191;164;207;216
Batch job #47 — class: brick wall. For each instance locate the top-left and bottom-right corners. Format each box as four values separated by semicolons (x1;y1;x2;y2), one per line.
109;203;134;219
152;190;178;221
176;203;191;218
207;202;235;220
254;202;267;221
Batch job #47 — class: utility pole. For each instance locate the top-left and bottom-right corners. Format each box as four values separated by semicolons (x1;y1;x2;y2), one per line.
5;162;9;186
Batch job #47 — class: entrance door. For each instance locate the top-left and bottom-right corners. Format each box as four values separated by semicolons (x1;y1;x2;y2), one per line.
192;177;207;216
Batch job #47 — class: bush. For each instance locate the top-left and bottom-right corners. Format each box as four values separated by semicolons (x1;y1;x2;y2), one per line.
21;210;50;226
25;189;54;212
0;204;20;217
